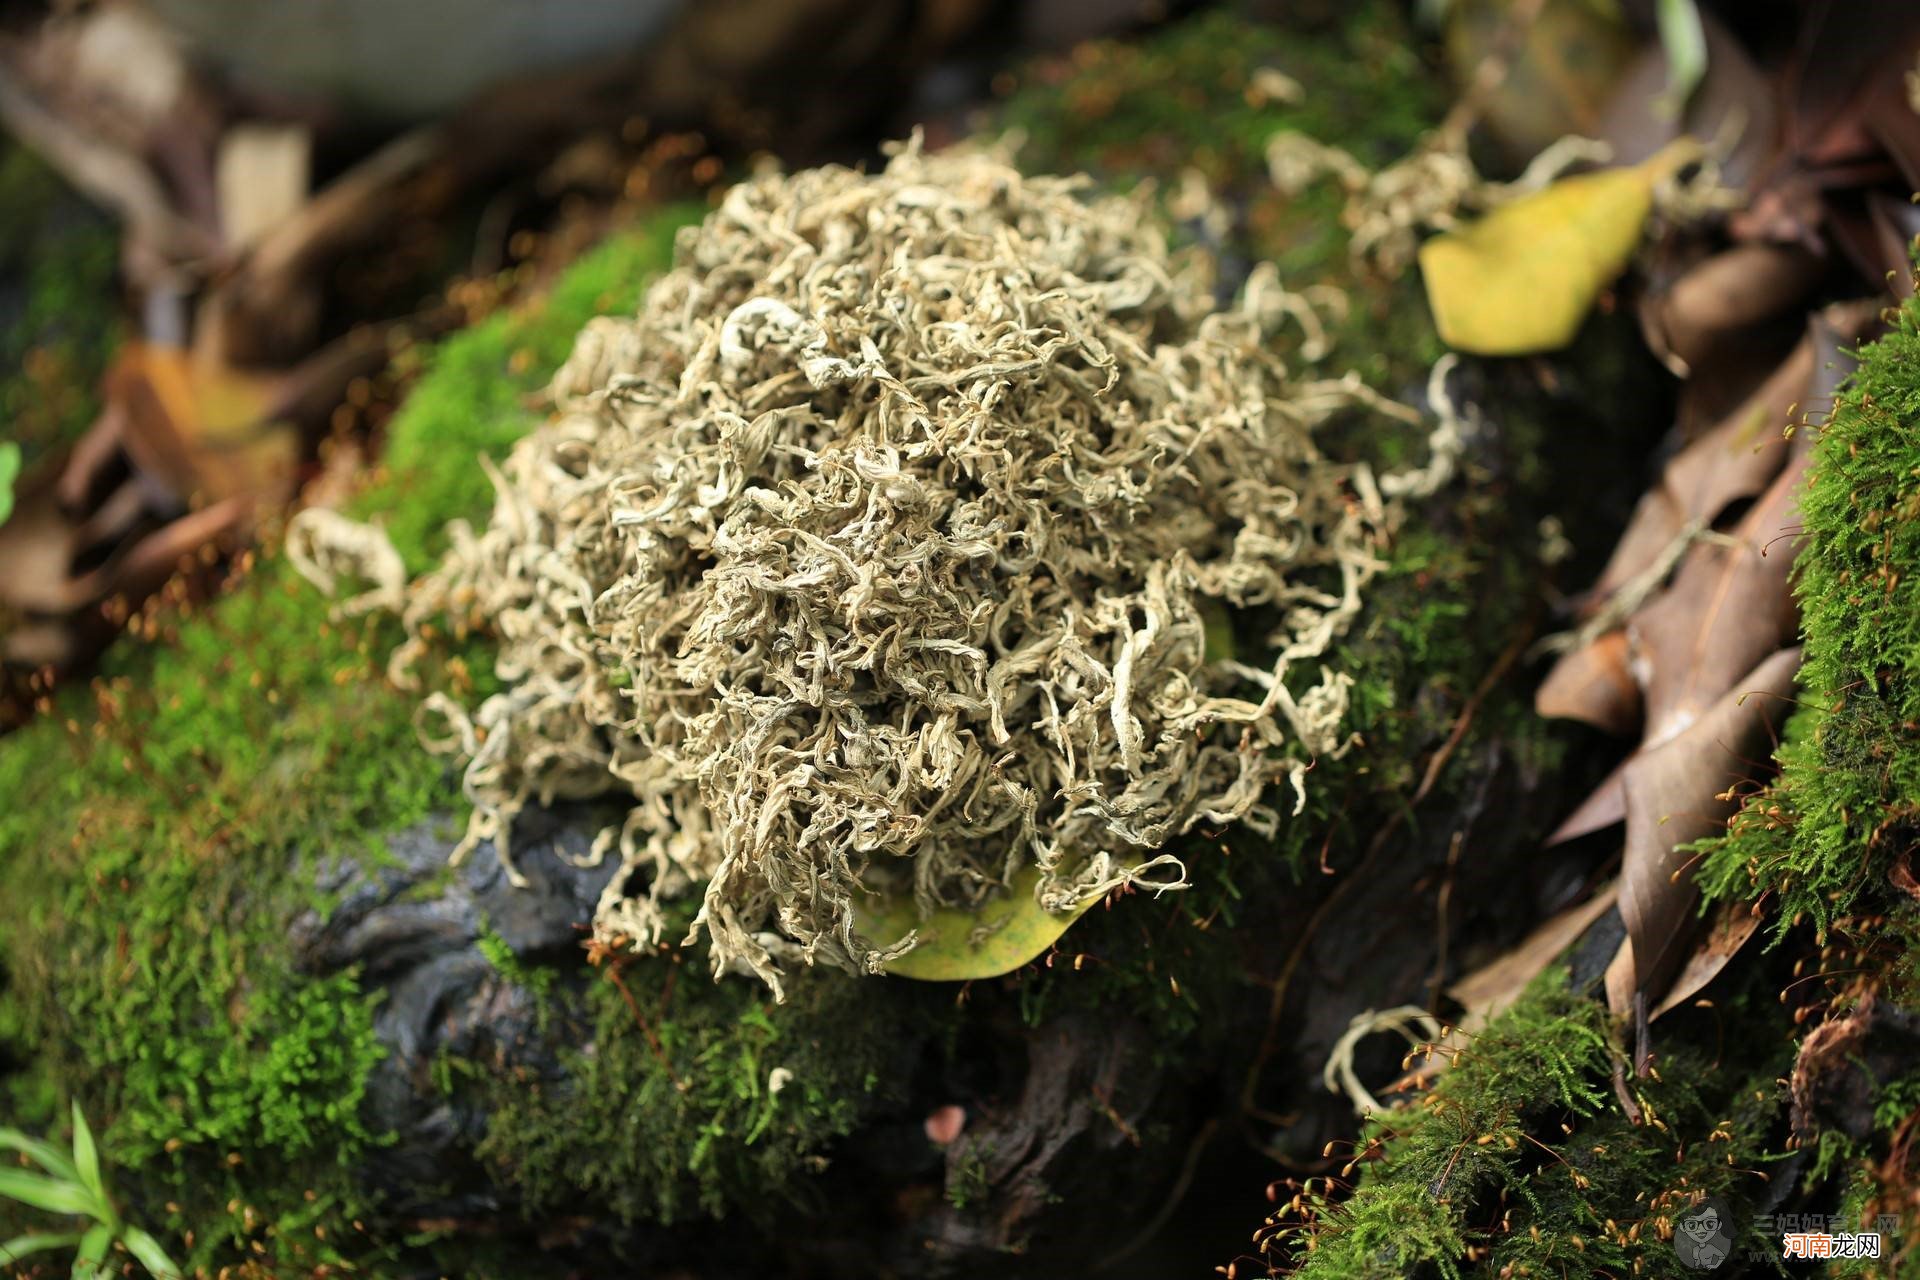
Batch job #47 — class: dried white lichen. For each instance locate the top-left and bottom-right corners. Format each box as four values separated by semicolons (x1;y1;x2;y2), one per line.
298;137;1429;994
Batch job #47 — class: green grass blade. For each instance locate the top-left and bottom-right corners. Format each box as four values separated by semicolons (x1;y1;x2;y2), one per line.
70;1223;111;1279
0;1232;82;1264
68;1104;104;1203
1653;0;1707;119
118;1225;182;1280
0;1166;99;1217
0;440;19;528
0;1126;81;1180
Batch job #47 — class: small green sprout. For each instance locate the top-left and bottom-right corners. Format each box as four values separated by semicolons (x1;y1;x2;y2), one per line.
0;1103;180;1278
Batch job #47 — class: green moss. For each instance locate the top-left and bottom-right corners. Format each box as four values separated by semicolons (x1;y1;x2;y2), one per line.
1284;971;1609;1277
475;928;558;1001
1003;5;1433;200
946;1144;991;1210
0;570;436;1268
1699;294;1920;939
1281;971;1792;1279
369;207;699;569
1002;0;1446;388
0;212;691;1270
0;140;122;471
479;959;924;1227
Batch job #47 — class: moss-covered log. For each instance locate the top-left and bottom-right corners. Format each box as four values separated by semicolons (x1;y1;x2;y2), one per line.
1;6;1679;1277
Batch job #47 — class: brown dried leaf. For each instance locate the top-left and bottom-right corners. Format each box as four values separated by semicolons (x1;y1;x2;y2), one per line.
1784;1;1920;174
1546;756;1627;847
1576;333;1811;612
1727;175;1827;252
1727;1;1920;251
108;343;298;508
1596;7;1775;189
1829;191;1920;299
1535;629;1639;736
0;464;247;670
1617;646;1802;1028
1642;243;1825;377
1649;897;1763;1021
1449;883;1619;1035
1551;305;1880;1034
0;482;101;618
1603;934;1634;1027
1626;441;1807;748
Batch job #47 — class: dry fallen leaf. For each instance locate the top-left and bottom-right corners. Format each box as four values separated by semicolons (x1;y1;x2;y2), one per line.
1535;629;1639;737
1539;305;1873;803
1724;1;1920;256
109;343;298;508
1640;242;1825;377
1572;333;1811;615
1649;898;1762;1021
1449;883;1620;1035
1626;441;1807;749
1616;645;1801;1049
1547;756;1629;847
1829;190;1920;298
1418;138;1698;355
1536;301;1880;1050
1596;5;1774;189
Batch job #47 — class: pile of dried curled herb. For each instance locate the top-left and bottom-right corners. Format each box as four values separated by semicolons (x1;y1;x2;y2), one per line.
298;138;1429;993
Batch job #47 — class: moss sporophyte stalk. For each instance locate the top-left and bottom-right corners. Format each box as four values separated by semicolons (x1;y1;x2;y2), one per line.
293;137;1459;994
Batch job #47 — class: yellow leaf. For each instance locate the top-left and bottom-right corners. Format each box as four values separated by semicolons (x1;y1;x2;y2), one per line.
1418;139;1699;355
854;864;1109;981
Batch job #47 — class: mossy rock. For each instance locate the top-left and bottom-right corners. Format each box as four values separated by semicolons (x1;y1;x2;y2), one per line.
1;6;1683;1277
